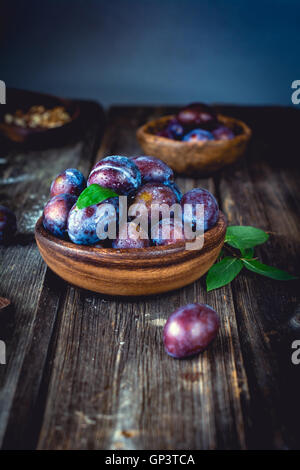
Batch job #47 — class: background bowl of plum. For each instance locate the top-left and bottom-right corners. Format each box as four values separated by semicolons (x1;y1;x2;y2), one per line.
35;155;227;296
136;103;251;176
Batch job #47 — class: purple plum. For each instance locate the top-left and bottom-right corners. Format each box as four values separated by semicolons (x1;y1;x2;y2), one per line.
212;125;235;140
181;188;219;232
87;156;141;196
132;156;174;185
163;303;220;358
151;218;186;246
132;182;180;222
43;194;77;238
50;168;86;197
112;222;150;249
166;118;184;139
183;129;214;142
67;197;119;245
177;103;217;129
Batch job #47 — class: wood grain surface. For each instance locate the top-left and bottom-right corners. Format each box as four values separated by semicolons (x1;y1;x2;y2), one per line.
0;103;299;450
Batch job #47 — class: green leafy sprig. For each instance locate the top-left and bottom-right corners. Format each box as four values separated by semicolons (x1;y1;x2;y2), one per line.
206;226;298;291
76;184;118;209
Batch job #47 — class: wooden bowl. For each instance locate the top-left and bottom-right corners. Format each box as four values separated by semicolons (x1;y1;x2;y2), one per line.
136;114;251;176
35;213;227;296
0;88;80;144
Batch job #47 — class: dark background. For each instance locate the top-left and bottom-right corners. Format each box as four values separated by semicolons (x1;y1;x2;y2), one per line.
1;0;300;106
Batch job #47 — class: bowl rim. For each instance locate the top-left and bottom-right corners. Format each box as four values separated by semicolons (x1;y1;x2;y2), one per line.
0;94;80;136
35;212;227;264
136;113;252;147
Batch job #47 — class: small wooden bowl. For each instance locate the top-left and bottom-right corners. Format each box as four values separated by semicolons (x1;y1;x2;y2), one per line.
0;88;80;144
35;213;227;296
136;114;251;176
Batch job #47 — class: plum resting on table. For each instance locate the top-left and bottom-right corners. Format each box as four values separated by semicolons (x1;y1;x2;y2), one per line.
181;188;219;232
43;194;77;239
0;205;17;244
67;197;119;245
50;168;86;197
112;222;150;249
132;155;174;185
87;155;141;196
163;303;220;358
183;129;214;142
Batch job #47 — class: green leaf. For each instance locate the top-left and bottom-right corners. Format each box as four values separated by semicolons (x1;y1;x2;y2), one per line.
76;184;118;209
240;247;254;258
206;257;243;291
242;259;298;281
225;226;269;250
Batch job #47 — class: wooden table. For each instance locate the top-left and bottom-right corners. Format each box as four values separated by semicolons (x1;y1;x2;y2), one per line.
0;103;299;450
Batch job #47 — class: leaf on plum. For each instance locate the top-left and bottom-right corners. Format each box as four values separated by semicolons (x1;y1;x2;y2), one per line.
76;184;118;209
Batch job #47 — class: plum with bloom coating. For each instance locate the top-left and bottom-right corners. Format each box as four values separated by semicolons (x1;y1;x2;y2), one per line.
132;155;174;185
183;129;214;142
181;188;219;232
151;218;186;246
156;128;173;139
212;125;235;140
43;194;77;238
50;168;86;197
0;205;17;244
67;197;119;245
166;118;184;139
133;182;180;222
177;103;216;129
87;156;141;196
163;303;220;358
112;222;150;249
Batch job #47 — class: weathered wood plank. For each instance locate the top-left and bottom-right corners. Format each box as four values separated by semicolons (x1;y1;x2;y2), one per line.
37;106;251;450
218;106;300;449
0;100;104;449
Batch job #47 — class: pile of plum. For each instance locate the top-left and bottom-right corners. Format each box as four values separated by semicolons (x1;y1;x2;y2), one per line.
156;102;235;142
42;155;219;248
